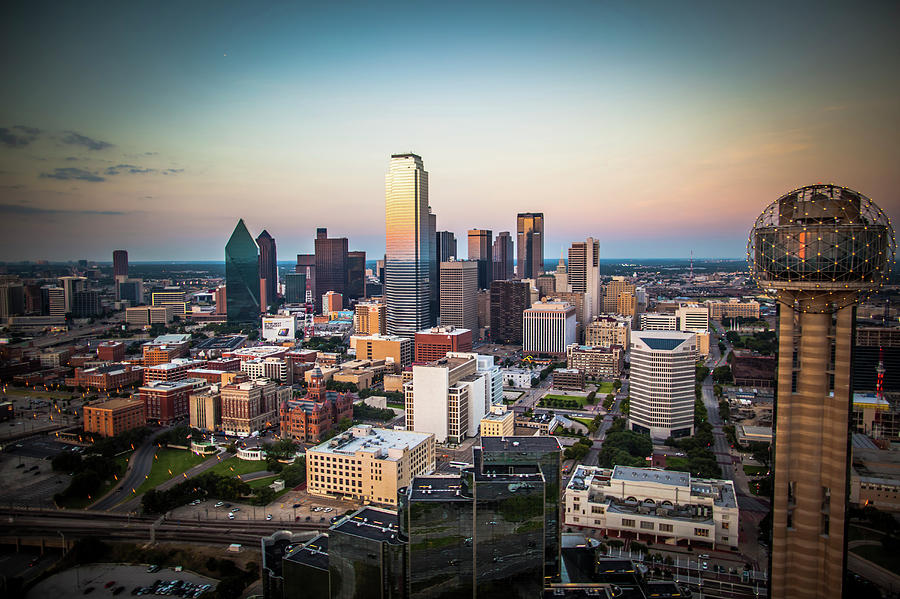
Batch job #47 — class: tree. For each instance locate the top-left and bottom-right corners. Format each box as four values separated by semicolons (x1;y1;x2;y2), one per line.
613;379;622;391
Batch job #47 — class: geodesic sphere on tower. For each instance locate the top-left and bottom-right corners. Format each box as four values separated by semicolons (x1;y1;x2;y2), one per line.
747;184;895;313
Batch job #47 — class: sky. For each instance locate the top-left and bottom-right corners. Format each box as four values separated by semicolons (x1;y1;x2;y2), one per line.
1;0;899;262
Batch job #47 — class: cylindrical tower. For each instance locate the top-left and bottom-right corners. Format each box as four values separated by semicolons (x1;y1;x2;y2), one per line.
748;184;895;599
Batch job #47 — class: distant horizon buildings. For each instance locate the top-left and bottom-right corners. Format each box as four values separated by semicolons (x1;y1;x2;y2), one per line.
384;153;435;337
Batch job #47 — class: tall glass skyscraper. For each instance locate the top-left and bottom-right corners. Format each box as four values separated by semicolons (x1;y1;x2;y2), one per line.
517;212;544;279
385;153;435;337
225;218;261;323
256;229;277;311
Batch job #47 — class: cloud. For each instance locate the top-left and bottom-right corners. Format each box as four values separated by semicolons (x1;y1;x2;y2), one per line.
163;168;184;175
0;125;41;148
0;184;26;190
0;204;129;216
39;167;105;182
105;163;156;175
61;131;113;151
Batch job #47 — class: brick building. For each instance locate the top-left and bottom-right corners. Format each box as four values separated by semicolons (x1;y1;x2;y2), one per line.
414;326;473;363
66;363;144;391
83;398;146;437
279;368;353;443
140;378;207;425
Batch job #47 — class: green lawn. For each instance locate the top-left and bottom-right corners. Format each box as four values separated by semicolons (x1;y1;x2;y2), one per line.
134;448;210;495
572;417;594;427
543;393;591;407
664;457;690;470
247;475;279;489
851;544;900;572
593;382;615;395
206;457;268;478
743;465;768;476
386;401;405;410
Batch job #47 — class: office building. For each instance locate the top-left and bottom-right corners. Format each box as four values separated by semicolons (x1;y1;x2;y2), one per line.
552;368;585;390
436;230;457;263
117;278;143;304
351;334;413;368
283;272;306;304
414;326;473;363
0;282;25;318
640;312;678;331
151;289;188;315
126;305;175;327
675;303;710;333
66;364;144;391
257;229;277;311
96;341;125;362
140;378;207;425
72;290;100;317
517;212;544;279
602;277;635;314
306;423;435;506
705;298;761;320
59;276;87;313
439;260;478;332
523;301;577;356
83;398;146;438
241;357;291;384
479;404;515;437
112;249;128;278
353;301;386;336
296;254;316;304
629;331;696;439
225;218;261;322
547;291;588;341
586;314;631;348
405;353;495;444
221;378;289;437
566;344;625;378
189;387;221;431
553;250;569;293
748;184;895;598
322;290;342;315
489;280;530;344
492;230;514;282
384;153;435;337
46;287;66;317
143;358;206;384
23;283;43;315
467;229;493;290
565;465;739;550
568;238;601;317
347;250;366;301
141;334;191;366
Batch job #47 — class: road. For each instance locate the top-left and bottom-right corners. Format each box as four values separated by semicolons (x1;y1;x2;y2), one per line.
90;428;171;511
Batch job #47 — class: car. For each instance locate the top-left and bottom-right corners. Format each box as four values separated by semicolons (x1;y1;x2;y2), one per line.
113;586;125;596
230;507;240;513
214;501;224;508
266;514;273;520
292;503;302;509
105;581;116;588
323;507;333;513
698;553;710;559
701;561;709;570
83;587;95;595
312;506;321;512
305;516;311;521
15;463;24;469
228;513;235;520
146;565;160;573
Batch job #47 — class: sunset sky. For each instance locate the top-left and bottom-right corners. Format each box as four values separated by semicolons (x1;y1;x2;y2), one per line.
1;1;899;261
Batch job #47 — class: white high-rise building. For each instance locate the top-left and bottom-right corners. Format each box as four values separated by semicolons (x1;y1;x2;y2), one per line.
385;153;434;337
676;303;710;333
523;301;577;355
439;260;478;331
404;352;496;444
568;238;600;318
629;330;697;439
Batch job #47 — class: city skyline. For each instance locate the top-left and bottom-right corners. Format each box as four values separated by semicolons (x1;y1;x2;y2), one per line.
2;2;900;261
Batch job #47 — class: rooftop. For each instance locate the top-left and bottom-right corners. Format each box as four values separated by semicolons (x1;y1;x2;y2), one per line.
332;507;402;544
86;398;143;411
147;359;205;371
611;466;690;488
480;436;562;453
195;335;248;351
80;362;142;376
140;378;205;392
416;326;472;337
309;424;431;459
631;330;695;351
408;475;470;501
284;534;329;571
149;334;191;344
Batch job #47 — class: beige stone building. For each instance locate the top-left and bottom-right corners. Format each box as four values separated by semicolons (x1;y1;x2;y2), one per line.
480;405;514;437
306;424;435;506
220;379;290;436
353;301;386;336
705;298;761;319
585;314;631;348
189;387;221;432
350;334;413;367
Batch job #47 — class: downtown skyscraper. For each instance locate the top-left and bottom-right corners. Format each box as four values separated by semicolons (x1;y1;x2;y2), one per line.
492;231;514;281
256;229;277;311
467;228;493;289
385;153;435;337
568;237;601;317
517;212;544;279
225;219;261;323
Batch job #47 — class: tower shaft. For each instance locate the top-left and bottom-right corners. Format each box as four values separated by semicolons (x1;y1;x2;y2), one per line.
771;292;853;598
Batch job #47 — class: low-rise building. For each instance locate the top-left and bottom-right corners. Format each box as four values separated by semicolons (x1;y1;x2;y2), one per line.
83;398;146;437
480;404;514;437
141;334;191;366
190;387;222;432
279;367;353;443
351;334;413;368
566;344;625;378
585;314;631;349
706;299;761;320
552;368;585;391
140;378;207;425
143;358;207;384
851;447;900;513
66;363;144;391
241;357;291;384
565;465;739;550
306;424;435;506
221;378;290;437
523;301;577;356
414;326;473;363
501;367;538;388
96;341;125;362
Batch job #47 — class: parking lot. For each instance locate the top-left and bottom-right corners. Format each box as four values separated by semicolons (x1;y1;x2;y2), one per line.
27;563;218;598
0;444;71;508
167;487;358;526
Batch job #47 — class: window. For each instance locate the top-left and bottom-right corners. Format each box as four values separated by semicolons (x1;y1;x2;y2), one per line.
694;528;710;538
659;524;673;533
591;506;604;514
722;522;729;530
622;519;636;528
640;521;654;530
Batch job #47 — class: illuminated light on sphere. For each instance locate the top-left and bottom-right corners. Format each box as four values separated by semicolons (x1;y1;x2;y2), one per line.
747;184;896;313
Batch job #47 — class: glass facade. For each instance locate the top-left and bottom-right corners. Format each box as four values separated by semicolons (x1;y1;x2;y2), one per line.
516;212;544;279
328;513;405;599
385;154;435;337
284;272;306;304
257;229;277;310
225;219;260;322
